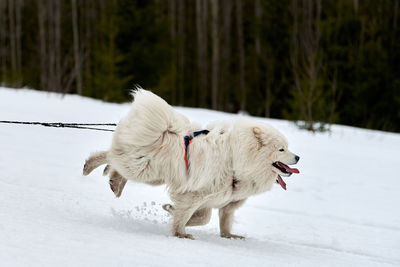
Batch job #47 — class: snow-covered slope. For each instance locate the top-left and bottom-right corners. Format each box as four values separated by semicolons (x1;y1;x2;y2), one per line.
0;87;399;267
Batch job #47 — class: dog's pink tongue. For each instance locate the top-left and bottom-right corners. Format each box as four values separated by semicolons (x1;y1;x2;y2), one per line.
277;175;286;190
278;162;300;174
287;167;299;174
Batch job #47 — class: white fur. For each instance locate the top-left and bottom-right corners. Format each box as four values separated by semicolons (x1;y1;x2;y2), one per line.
84;88;299;239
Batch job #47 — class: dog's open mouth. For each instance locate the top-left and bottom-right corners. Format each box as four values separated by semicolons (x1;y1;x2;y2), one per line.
273;162;300;190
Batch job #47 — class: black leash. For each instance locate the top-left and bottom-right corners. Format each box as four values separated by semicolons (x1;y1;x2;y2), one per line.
0;120;116;132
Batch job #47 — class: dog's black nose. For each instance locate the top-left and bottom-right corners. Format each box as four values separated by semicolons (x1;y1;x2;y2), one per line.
295;155;300;163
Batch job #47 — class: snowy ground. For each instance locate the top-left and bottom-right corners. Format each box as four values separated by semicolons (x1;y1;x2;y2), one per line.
0;87;399;267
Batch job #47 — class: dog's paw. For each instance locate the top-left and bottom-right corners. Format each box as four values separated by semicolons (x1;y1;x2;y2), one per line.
82;162;91;176
221;233;245;240
162;204;175;213
109;176;127;198
109;181;120;197
174;232;194;240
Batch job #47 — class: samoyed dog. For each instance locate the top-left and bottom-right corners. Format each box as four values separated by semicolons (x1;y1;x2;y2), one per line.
83;89;300;239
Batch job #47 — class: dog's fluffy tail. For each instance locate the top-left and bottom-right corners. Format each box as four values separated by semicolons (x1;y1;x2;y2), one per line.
83;151;108;176
115;89;190;147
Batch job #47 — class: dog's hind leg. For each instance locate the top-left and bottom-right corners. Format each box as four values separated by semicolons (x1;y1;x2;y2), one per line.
186;208;212;227
219;199;247;239
163;205;211;226
109;170;128;198
83;151;108;175
171;193;206;239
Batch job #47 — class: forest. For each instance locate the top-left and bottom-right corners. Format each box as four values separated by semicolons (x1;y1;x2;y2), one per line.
0;0;399;132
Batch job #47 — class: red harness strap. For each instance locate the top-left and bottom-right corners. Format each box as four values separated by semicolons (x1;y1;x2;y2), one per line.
184;139;192;170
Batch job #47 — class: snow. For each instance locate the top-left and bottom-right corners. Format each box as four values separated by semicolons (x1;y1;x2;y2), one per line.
0;87;399;267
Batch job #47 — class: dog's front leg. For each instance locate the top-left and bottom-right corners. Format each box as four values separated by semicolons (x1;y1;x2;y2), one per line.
219;199;247;239
171;194;205;240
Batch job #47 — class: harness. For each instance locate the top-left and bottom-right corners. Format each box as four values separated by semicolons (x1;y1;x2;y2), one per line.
184;130;209;170
183;130;238;188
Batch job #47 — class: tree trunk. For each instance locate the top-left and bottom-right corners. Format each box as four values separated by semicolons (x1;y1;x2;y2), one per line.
353;0;358;13
196;0;209;108
71;0;82;94
8;0;16;83
202;0;208;108
254;0;266;116
235;0;245;111
37;0;47;90
84;1;94;95
177;0;185;105
0;0;7;82
393;0;399;48
211;0;219;110
291;0;306;124
15;0;22;85
265;77;272;118
254;0;262;55
54;0;61;92
47;1;55;91
328;68;339;124
168;0;177;104
394;1;399;31
220;0;231;110
196;0;201;103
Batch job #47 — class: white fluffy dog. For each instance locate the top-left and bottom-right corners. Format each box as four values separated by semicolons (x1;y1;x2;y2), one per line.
83;89;300;239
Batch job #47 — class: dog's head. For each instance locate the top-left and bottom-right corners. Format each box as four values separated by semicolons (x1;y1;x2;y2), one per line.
232;119;300;190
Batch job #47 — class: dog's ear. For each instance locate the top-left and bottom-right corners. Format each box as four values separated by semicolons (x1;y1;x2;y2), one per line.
253;127;264;149
253;127;261;135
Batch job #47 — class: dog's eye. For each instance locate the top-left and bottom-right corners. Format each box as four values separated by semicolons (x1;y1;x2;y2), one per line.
279;149;285;152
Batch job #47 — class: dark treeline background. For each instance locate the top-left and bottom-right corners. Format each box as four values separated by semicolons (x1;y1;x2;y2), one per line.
1;0;399;132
